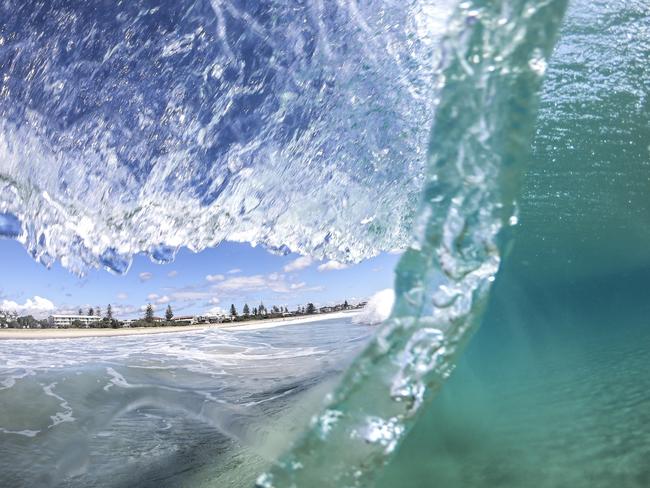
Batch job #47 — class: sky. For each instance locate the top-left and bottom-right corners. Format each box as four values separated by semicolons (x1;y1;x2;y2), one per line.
0;238;400;319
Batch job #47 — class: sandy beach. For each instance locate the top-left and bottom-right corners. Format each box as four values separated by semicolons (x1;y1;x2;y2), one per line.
0;310;361;340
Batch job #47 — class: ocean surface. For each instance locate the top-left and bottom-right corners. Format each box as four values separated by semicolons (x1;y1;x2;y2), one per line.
0;318;374;487
1;0;649;485
377;263;650;488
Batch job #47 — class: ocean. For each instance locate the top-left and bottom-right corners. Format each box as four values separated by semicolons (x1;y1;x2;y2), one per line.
0;0;648;485
0;318;373;487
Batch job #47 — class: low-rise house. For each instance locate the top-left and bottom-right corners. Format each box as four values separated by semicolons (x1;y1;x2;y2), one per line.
196;315;226;324
48;314;103;328
171;315;195;325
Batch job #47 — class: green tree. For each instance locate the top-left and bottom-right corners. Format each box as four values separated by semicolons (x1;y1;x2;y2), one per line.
344;300;349;309
78;308;83;315
243;304;250;316
106;304;113;321
145;304;154;323
96;306;101;318
165;304;173;322
306;303;316;314
230;304;237;317
88;307;94;316
252;307;258;316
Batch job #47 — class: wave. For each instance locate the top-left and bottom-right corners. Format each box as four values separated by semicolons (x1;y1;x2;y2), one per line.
0;0;453;274
258;0;569;486
353;288;395;325
1;0;648;486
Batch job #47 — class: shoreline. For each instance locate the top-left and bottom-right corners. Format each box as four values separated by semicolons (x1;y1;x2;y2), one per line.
0;310;362;340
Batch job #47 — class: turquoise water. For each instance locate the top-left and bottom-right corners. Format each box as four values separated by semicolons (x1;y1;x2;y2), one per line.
378;263;650;487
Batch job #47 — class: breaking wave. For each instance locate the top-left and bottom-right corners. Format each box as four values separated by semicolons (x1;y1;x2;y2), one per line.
1;0;648;486
353;288;394;325
0;0;453;274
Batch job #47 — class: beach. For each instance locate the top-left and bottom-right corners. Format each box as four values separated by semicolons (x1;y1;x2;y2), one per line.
0;310;361;340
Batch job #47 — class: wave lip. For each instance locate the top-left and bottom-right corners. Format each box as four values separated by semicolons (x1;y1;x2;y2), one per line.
0;0;454;274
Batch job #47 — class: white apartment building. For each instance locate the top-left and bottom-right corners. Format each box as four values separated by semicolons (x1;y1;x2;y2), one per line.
49;314;103;328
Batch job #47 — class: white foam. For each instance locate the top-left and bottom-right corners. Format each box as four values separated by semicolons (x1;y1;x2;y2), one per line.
353;289;395;325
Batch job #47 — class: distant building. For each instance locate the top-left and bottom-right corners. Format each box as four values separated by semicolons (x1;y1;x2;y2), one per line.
49;314;102;328
171;315;196;325
0;310;17;320
196;314;226;324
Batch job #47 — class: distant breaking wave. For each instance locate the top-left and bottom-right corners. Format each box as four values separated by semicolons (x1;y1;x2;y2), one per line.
353;288;395;325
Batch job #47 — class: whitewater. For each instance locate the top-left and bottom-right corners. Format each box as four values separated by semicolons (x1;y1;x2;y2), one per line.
1;0;649;486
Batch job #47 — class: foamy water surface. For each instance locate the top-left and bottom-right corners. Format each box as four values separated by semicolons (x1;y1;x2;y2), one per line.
0;317;373;487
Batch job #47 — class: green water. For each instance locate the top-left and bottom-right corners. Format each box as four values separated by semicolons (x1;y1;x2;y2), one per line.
377;1;650;485
378;261;650;487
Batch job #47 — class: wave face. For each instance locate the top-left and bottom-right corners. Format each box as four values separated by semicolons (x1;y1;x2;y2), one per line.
0;0;452;273
259;1;569;485
2;0;648;486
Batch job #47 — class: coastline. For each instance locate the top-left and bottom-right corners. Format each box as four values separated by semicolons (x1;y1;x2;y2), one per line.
0;310;362;340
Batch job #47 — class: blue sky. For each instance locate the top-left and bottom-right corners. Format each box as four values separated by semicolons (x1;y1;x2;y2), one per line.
0;239;399;319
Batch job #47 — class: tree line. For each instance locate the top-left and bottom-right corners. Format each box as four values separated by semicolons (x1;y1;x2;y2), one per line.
1;299;355;330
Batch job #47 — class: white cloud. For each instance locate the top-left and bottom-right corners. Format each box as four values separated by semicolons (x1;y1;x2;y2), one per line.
227;268;241;274
111;304;142;317
205;305;225;316
283;256;313;272
208;297;220;305
214;275;267;291
167;270;178;278
206;274;225;282
146;293;171;305
290;282;306;290
116;292;129;300
139;272;153;282
317;260;350;272
166;290;215;302
1;296;56;316
210;274;299;294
